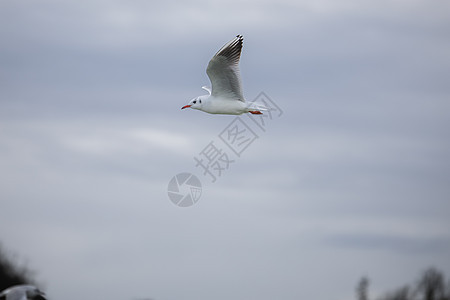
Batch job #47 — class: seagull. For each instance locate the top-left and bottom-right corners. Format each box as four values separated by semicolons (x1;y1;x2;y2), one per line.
181;35;265;115
0;285;46;300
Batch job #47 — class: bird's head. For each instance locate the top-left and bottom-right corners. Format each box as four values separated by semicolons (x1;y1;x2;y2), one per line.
181;96;206;111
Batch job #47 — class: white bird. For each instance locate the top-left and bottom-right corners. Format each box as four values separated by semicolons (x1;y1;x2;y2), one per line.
181;35;265;115
0;285;46;300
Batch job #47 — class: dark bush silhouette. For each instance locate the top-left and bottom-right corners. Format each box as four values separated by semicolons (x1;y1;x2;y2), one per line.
0;244;37;291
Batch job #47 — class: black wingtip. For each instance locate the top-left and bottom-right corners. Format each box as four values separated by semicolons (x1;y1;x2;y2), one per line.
212;35;244;63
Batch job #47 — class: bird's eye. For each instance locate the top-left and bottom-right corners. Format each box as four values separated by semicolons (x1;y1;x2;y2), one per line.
193;100;196;104
199;99;202;103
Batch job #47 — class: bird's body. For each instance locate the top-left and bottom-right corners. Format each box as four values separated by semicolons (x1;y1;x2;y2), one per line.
199;96;247;115
192;88;262;115
182;35;264;115
0;285;46;300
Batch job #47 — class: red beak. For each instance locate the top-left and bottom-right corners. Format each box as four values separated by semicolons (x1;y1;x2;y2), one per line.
181;105;191;110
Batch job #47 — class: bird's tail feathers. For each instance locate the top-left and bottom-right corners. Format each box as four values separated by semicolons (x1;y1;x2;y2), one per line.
247;102;269;112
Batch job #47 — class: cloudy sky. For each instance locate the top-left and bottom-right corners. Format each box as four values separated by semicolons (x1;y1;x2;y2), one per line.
1;0;450;299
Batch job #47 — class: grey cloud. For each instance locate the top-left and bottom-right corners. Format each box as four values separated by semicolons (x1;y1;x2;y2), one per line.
324;233;450;254
1;0;450;300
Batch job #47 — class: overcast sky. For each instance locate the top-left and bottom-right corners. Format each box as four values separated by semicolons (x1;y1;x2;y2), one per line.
1;0;450;299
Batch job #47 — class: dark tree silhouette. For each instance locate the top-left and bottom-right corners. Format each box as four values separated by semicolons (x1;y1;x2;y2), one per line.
357;276;370;300
415;268;446;300
367;267;450;300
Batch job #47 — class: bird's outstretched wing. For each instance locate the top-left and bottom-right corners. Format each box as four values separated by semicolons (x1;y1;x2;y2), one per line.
206;35;245;102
